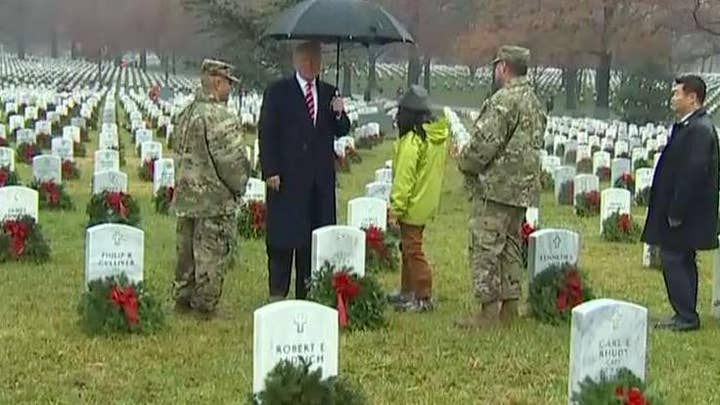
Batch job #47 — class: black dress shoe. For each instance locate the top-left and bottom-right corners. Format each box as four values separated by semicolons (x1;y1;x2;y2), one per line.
655;318;700;332
653;315;679;329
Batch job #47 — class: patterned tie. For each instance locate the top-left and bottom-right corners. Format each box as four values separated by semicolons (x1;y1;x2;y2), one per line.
305;81;315;125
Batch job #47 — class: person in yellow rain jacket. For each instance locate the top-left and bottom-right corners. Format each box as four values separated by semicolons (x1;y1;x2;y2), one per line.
389;85;450;312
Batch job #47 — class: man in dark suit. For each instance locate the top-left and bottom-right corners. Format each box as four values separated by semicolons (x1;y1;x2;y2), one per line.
258;41;351;300
642;75;719;332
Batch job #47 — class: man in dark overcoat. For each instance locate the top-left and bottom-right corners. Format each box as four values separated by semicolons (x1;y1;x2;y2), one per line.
642;75;719;332
258;41;351;300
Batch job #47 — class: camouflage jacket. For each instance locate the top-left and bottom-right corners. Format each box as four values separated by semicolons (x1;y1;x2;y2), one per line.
458;76;547;208
173;88;250;218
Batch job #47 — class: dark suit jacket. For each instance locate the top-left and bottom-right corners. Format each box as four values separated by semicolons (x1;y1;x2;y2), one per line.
642;108;719;251
258;75;351;249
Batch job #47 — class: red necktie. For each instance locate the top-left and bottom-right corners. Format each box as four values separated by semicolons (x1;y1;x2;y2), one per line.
305;81;315;125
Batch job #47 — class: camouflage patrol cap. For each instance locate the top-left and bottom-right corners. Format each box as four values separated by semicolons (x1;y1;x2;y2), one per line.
492;45;531;66
201;59;241;84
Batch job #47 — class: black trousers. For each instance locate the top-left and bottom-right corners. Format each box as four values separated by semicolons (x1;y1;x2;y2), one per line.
267;245;311;299
660;248;700;324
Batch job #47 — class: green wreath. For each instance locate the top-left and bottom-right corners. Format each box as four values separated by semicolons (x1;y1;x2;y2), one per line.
575;191;601;217
558;180;574;205
633;158;650;171
602;212;641;243
0;215;51;263
528;264;595;325
153;186;174;215
363;226;399;273
77;274;165;336
541;171;554;190
30;180;74;211
61;160;81;181
577;158;593;174
86;191;142;228
237;201;266;239
635;187;650;207
307;262;387;332
0;165;20;187
250;358;366;405
571;368;665;404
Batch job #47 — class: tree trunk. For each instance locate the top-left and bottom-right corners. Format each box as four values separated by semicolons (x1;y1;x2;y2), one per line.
342;63;352;97
365;50;378;102
423;56;431;93
97;48;103;85
407;47;421;88
140;50;147;72
17;32;25;60
70;42;77;59
595;52;611;116
50;27;59;58
164;55;170;86
563;66;578;111
172;52;177;75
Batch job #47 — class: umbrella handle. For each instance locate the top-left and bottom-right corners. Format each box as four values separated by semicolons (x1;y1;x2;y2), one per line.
335;39;341;89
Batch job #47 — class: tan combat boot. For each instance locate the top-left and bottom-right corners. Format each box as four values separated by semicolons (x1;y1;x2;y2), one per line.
455;302;500;329
499;299;519;323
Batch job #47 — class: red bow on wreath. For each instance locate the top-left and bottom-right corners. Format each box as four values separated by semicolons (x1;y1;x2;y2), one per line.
164;186;175;203
621;173;633;184
144;160;155;179
23;145;34;162
331;272;359;328
249;202;266;233
0;169;8;187
618;214;631;233
109;285;139;327
61;160;73;177
3;220;28;257
586;190;600;206
615;387;648;405
105;192;129;219
556;270;583;312
520;221;535;244
40;181;60;206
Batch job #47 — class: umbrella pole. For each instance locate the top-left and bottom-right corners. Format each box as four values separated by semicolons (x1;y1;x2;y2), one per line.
335;39;341;89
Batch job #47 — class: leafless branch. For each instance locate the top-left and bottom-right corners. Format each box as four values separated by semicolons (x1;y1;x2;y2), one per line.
694;0;720;36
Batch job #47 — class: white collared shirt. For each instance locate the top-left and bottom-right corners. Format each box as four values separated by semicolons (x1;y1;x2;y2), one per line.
679;109;698;125
296;72;318;124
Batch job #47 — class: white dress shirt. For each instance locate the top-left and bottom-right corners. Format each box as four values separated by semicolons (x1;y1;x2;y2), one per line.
296;72;318;124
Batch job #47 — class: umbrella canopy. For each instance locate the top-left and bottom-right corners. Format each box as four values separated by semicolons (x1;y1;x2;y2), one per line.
263;0;414;45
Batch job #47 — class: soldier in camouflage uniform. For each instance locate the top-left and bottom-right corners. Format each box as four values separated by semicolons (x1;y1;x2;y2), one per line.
455;46;548;327
173;59;251;319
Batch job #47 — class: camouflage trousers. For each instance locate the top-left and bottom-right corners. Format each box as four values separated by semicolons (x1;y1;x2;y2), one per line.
174;215;236;313
469;199;525;303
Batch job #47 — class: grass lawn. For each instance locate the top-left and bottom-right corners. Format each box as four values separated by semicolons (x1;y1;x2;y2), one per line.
2;113;720;404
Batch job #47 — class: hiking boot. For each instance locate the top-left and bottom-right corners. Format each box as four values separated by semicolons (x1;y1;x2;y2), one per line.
395;298;434;313
455;302;500;329
387;290;413;305
499;300;519;323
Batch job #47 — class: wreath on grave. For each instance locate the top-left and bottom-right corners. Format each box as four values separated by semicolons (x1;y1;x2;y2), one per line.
520;219;539;269
238;200;266;239
80;127;89;143
647;150;656;163
345;145;362;164
30;180;74;210
138;158;157;182
541;171;554;190
0;137;7;147
633;158;650;171
153;186;174;215
86;191;141;227
77;274;165;336
308;262;388;332
571;368;665;405
635;186;651;207
363;225;399;273
614;173;635;194
73;141;87;158
250;358;367;405
564;150;577;165
0;165;19;187
36;133;52;150
558;180;574;205
596;167;611;182
528;263;595;325
575;190;601;217
61;160;80;180
555;144;565;158
577;158;593;174
16;143;39;164
0;215;51;263
591;145;600;155
602;212;642;243
335;153;351;173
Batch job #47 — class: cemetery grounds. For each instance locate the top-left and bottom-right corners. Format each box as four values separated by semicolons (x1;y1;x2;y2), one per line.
3;87;720;404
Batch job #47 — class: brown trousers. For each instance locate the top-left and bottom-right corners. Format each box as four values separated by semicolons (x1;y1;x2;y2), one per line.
399;223;432;299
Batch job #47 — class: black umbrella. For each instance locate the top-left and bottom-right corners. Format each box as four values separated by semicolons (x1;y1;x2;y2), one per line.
263;0;414;86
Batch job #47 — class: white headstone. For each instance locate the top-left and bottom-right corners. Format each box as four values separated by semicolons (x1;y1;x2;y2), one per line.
610;158;631;185
99;130;119;150
365;181;391;202
16;129;35;146
527;229;580;277
635;168;653;194
0;146;15;171
51;138;74;162
347;197;388;231
0;186;39;221
568;299;648;402
92;170;128;195
592;151;611;175
94;150;120;173
374;168;393;184
135;129;153;148
32;155;62;184
600;188;632;233
252;300;339;394
542;156;561;174
553;166;576;202
573;175;599;207
311;225;366;277
525;207;539;228
62;126;81;144
152;159;175;193
140;141;162;165
84;224;144;285
576;144;592;163
244;178;266;203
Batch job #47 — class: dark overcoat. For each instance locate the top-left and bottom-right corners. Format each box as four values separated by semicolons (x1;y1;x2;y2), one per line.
642;108;719;251
258;76;351;249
